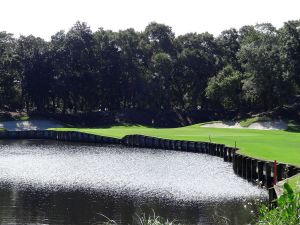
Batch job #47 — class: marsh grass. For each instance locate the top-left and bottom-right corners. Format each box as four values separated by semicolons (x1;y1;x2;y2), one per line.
99;211;183;225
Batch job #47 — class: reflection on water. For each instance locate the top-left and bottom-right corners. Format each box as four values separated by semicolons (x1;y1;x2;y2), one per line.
0;140;267;225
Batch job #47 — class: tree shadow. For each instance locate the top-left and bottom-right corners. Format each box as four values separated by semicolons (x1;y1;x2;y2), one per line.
285;121;300;133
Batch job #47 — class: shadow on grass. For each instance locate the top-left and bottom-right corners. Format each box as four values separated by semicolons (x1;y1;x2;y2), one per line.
286;120;300;133
72;123;158;129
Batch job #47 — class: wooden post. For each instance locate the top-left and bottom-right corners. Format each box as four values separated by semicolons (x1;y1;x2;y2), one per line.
276;163;284;181
237;155;243;177
242;156;247;179
196;142;201;152
257;161;264;185
265;162;272;188
223;147;228;162
273;160;277;185
246;158;252;181
228;148;233;162
232;153;237;173
251;159;258;182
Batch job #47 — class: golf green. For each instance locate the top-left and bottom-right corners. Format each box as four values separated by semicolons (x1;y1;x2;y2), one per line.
52;124;300;166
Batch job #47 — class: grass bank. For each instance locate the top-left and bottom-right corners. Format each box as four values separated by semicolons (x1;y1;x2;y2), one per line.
52;124;300;166
51;124;300;190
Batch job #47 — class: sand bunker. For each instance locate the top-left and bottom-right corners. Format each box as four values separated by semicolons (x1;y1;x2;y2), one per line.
0;119;63;131
201;120;287;130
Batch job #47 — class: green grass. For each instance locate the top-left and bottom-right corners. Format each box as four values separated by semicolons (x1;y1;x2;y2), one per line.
239;116;271;127
18;116;30;121
286;174;300;191
0;128;4;132
0;114;29;122
51;124;300;190
51;124;300;166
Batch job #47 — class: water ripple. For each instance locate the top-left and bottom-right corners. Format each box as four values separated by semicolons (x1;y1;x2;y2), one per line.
0;140;267;203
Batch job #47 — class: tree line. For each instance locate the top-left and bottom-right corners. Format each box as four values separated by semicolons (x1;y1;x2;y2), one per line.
0;20;299;114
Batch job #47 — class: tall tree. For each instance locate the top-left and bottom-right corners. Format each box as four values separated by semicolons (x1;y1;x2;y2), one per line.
238;23;294;110
0;32;20;110
16;35;52;112
174;32;219;109
279;20;300;92
217;28;240;70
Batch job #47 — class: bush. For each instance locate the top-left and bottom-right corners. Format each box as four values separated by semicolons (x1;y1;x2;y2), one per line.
257;183;300;225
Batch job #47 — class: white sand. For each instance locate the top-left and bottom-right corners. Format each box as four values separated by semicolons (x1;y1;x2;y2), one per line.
201;120;287;130
0;119;63;131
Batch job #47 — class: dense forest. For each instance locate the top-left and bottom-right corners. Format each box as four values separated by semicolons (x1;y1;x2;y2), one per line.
0;20;300;114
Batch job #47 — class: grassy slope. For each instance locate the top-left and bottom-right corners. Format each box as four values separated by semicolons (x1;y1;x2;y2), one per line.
286;174;300;191
52;124;300;166
239;116;271;127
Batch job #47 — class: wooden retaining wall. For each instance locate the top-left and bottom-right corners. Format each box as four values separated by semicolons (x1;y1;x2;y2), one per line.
121;134;300;206
0;131;299;202
0;130;120;144
122;135;300;189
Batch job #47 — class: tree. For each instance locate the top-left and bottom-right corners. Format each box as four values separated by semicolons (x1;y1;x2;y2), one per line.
279;20;300;93
238;23;293;110
93;28;122;110
0;20;299;115
174;32;219;109
0;32;20;110
217;28;240;70
206;66;245;110
16;35;52;112
114;29;146;109
149;52;174;109
144;22;175;56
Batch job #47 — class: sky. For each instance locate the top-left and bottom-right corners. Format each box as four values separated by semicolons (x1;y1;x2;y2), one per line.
1;0;299;40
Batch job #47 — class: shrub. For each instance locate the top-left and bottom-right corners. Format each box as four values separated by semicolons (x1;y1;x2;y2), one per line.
257;183;300;225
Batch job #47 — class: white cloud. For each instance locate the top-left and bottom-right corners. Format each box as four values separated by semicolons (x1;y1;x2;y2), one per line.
1;0;299;39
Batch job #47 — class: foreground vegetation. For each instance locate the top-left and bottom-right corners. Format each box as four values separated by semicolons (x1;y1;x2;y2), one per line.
287;174;300;189
257;183;299;225
100;183;300;225
102;212;183;225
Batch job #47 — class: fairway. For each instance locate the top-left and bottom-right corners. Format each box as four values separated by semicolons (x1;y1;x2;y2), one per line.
52;124;300;166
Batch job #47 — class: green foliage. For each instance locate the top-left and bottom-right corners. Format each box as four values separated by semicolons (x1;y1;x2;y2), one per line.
286;120;300;132
287;174;300;190
238;23;298;110
206;66;245;110
257;183;300;225
239;116;271;127
0;19;300;113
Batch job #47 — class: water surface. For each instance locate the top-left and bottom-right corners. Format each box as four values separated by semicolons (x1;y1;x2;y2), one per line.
0;140;267;225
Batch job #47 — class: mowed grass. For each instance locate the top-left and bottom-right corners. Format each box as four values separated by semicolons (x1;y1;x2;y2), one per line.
52;124;300;166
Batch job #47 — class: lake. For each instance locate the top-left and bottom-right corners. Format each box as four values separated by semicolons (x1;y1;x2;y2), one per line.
0;140;267;225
